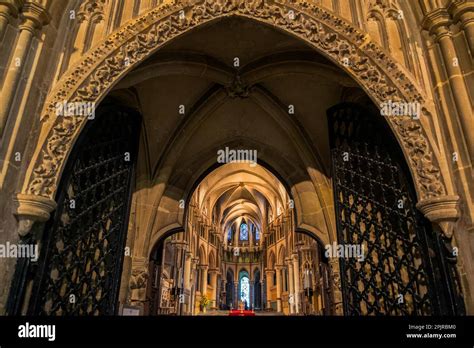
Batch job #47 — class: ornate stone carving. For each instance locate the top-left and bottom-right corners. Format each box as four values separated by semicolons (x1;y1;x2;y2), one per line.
14;193;57;236
328;258;343;315
328;258;342;292
130;268;149;290
416;195;460;238
367;0;401;20
225;74;252;98
23;0;445;205
77;0;107;23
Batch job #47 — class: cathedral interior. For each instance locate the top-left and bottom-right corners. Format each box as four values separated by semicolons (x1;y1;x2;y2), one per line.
0;0;472;319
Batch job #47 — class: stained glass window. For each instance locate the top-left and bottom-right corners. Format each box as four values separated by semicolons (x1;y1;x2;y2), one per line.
227;228;232;242
255;227;260;240
240;276;250;305
240;222;248;241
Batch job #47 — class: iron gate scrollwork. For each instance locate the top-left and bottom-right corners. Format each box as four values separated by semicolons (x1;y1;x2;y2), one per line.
327;103;465;316
10;103;139;315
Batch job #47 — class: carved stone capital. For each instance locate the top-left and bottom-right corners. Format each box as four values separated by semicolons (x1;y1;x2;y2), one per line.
448;0;474;25
416;195;460;238
422;8;452;41
20;1;50;31
14;193;57;236
129;256;149;302
0;0;24;17
171;240;188;250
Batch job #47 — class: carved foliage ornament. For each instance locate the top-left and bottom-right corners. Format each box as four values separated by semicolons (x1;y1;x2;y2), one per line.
130;268;149;290
26;0;445;200
77;0;108;23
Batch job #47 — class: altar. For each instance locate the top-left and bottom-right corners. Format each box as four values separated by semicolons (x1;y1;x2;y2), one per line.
228;309;255;316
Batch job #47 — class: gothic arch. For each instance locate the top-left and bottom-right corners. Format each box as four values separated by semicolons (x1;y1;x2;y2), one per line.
209;250;216;268
278;245;286;265
16;0;450;227
268;251;276;269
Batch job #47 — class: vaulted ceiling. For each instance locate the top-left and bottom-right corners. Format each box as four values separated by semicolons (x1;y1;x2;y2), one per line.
191;163;290;242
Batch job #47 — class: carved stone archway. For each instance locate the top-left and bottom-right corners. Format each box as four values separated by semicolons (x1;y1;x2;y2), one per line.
15;0;454;230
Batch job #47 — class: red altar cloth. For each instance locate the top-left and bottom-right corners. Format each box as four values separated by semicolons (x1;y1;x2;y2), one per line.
228;310;255;316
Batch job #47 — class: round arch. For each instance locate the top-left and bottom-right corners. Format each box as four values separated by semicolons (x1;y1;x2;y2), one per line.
16;0;449;228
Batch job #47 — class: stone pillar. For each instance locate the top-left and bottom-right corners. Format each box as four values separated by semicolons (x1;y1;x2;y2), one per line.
233;225;239;245
286;258;295;314
191;257;199;315
275;265;283;312
448;0;474;54
200;265;208;298
291;254;300;314
129;257;149;313
221;279;227;309
249;281;253;309
234;282;239;309
0;1;50;137
0;0;23;40
422;8;474;157
182;251;192;314
265;268;273;310
209;268;218;308
328;258;344;315
183;252;192;290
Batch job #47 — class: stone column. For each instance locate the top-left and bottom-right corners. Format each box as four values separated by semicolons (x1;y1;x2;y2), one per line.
291;254;300;314
422;9;474;157
233;225;239;245
182;251;192;314
0;1;50;137
448;0;474;54
209;268;218;308
0;0;23;40
275;265;283;312
221;279;227;309
234;282;239;309
328;258;344;315
129;257;149;313
286;258;295;314
191;257;199;315
249;281;253;309
265;268;273;310
183;252;192;290
200;264;208;298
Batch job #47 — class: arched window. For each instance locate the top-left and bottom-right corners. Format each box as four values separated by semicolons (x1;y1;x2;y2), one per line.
255;227;260;241
239;222;248;241
227;227;233;242
240;276;250;305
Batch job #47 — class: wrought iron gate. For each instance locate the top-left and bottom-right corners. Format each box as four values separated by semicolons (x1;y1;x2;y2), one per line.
327;103;464;315
9;103;139;315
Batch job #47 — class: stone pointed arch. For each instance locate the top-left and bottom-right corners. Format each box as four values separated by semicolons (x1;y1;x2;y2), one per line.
16;0;449;226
